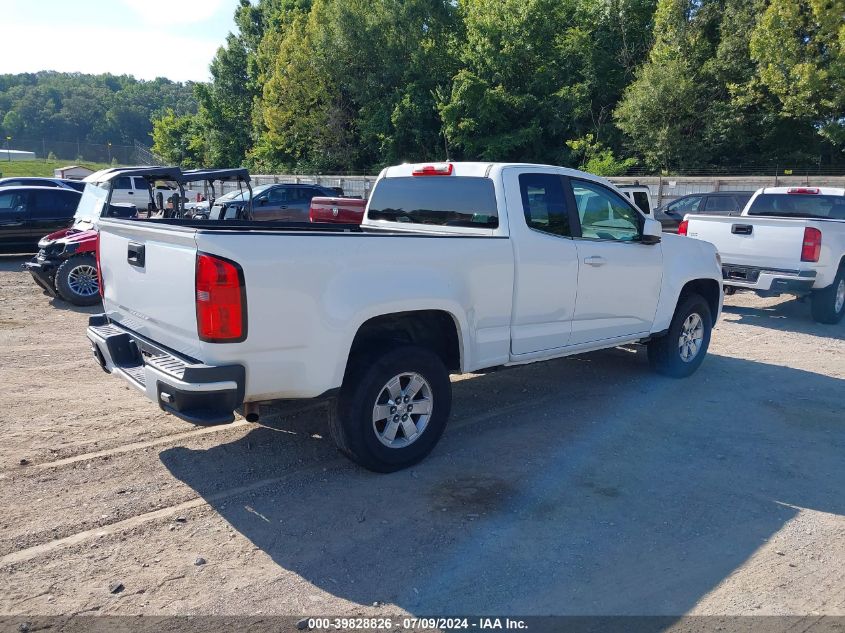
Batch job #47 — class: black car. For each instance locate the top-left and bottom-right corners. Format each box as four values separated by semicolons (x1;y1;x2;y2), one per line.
0;177;86;192
656;191;754;232
0;186;81;251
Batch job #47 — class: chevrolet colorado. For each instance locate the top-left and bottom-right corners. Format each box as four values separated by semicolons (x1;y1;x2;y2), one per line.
683;186;845;323
88;162;723;472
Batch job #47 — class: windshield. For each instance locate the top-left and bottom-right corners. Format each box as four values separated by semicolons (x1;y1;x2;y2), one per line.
214;184;263;204
747;193;845;220
74;183;109;224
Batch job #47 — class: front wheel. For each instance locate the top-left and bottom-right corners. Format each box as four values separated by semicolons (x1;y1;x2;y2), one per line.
329;345;452;472
55;254;100;306
648;293;713;378
810;269;845;324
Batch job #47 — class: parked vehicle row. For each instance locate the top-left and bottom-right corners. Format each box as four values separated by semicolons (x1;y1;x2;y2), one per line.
24;166;184;305
87;161;723;472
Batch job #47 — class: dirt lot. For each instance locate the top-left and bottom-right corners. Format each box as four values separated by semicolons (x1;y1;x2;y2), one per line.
0;252;843;618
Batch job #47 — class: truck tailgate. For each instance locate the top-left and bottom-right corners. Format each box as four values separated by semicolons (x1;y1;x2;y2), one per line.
686;215;806;269
98;220;201;358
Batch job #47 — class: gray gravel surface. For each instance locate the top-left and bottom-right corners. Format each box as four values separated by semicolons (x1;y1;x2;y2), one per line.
0;254;842;616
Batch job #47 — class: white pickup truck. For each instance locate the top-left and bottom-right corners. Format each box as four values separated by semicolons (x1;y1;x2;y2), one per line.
683;186;845;324
88;162;723;472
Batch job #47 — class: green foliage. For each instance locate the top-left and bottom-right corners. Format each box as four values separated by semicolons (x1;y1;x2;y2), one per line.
0;72;196;146
750;0;845;149
566;135;638;176
151;109;206;168
7;0;845;173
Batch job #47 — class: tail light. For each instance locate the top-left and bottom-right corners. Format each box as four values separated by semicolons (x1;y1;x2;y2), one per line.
196;253;247;342
801;227;821;262
412;163;453;176
787;187;819;195
678;219;689;235
95;232;104;298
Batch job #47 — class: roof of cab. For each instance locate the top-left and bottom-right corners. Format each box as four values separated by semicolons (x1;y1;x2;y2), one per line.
381;161;616;188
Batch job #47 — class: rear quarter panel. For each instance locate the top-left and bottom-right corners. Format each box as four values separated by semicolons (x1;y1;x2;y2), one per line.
194;231;515;400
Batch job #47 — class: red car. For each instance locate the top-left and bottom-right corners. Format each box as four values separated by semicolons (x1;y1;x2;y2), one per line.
25;166;183;306
309;196;367;224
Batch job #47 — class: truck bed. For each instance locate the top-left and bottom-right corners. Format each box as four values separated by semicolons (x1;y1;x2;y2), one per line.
96;217;514;401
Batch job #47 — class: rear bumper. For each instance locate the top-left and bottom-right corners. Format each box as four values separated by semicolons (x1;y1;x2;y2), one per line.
722;264;816;295
23;258;58;297
86;315;245;424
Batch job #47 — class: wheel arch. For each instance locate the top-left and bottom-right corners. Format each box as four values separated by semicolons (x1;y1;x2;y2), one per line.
679;278;721;322
345;309;464;378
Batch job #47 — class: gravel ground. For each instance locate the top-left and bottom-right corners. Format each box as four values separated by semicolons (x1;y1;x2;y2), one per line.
0;253;843;617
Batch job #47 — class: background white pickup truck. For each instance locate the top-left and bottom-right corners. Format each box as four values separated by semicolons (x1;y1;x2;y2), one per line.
84;168;182;214
88;162;723;471
683;186;845;323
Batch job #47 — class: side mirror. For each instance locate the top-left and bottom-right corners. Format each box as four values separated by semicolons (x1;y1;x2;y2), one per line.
257;198;267;206
641;217;662;244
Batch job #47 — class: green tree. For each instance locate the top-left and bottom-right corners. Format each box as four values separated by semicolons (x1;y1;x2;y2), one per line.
614;0;718;171
195;34;253;167
566;134;637;176
750;0;845;152
151;109;206;168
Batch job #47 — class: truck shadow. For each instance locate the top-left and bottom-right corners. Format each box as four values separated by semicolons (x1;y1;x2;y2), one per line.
159;349;844;615
722;294;844;340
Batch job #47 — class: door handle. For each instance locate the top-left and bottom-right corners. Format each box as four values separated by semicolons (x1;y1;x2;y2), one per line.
584;256;606;267
731;224;753;235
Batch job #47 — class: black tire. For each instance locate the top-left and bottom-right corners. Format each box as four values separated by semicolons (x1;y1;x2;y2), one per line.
55;254;101;306
810;267;845;324
648;293;712;378
329;345;452;473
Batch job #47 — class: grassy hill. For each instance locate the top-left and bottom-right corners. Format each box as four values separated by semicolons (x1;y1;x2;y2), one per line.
0;160;112;178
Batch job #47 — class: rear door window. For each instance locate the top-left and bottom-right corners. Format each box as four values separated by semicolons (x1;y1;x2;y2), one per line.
519;173;571;237
632;191;651;214
368;177;498;228
703;195;736;214
30;190;80;218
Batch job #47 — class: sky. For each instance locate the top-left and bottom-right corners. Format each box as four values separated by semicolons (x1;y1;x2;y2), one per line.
1;0;243;82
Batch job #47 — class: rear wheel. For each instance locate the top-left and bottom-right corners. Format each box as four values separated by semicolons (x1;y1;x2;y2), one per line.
648;293;712;378
329;345;452;472
55;254;100;306
810;268;845;324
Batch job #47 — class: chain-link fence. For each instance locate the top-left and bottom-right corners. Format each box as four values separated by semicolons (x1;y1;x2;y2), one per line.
2;137;149;165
